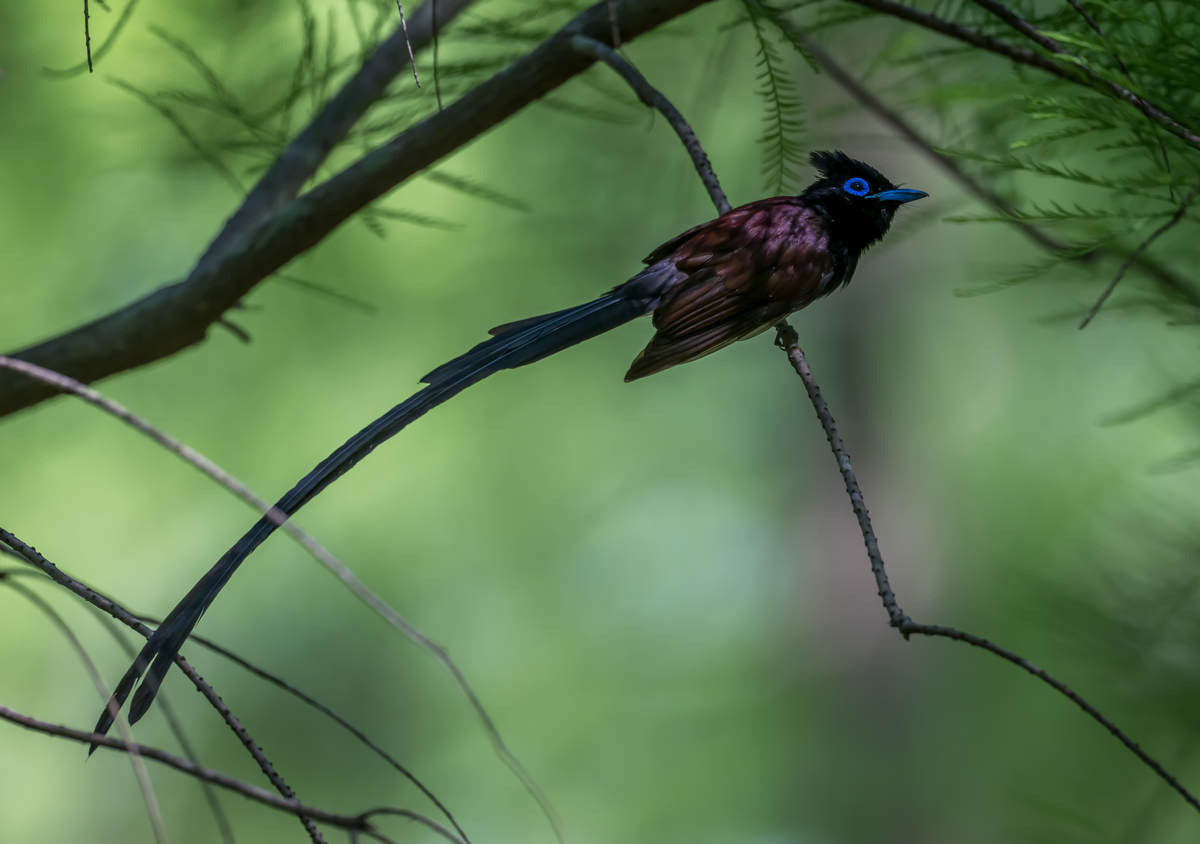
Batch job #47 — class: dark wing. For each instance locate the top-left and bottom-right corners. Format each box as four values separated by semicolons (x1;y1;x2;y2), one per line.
626;199;836;381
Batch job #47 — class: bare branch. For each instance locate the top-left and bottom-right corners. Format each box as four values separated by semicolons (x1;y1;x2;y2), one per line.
4;578;167;842
570;34;730;214
773;325;1200;814
0;704;464;843
395;0;423;88
774;324;905;626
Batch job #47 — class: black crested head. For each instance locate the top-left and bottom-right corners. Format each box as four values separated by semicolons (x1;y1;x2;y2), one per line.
801;150;927;251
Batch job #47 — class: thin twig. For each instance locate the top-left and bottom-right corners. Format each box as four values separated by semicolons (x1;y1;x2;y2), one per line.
1064;0;1127;72
1079;175;1200;328
901;621;1200;813
395;0;422;87
3;579;167;843
46;0;140;77
0;704;464;843
0;528;326;844
774;324;905;626
144;617;471;844
83;0;94;72
773;327;1200;813
570;35;730;214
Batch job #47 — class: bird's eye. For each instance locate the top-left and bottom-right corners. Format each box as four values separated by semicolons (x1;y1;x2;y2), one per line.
842;177;870;196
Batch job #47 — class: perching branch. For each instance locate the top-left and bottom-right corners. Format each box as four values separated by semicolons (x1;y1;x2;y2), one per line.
772;324;1200;814
0;0;714;419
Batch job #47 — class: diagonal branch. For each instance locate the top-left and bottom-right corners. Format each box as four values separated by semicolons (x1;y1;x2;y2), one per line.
0;0;714;419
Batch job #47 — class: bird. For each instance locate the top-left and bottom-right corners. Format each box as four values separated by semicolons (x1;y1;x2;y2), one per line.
91;150;926;742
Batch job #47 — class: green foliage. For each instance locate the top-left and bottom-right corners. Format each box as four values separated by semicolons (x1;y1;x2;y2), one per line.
107;1;563;236
741;0;812;193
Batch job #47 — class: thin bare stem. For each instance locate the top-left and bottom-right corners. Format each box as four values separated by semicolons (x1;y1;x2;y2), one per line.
395;0;422;87
570;35;730;214
774;324;905;626
773;326;1200;813
0;528;326;843
0;704;464;843
83;0;94;72
900;621;1200;813
4;579;166;843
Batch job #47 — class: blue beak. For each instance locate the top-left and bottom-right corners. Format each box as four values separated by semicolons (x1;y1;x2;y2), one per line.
868;188;928;204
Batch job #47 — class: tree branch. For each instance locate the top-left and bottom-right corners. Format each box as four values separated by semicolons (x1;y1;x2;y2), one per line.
773;324;1200;814
0;0;713;419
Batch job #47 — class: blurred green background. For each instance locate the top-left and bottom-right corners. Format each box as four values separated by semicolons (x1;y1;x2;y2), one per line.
3;1;1200;842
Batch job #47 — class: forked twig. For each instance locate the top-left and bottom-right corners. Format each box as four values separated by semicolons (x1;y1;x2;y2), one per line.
774;324;1200;813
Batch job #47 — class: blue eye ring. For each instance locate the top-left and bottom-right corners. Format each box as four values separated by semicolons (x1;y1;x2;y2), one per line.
843;177;870;196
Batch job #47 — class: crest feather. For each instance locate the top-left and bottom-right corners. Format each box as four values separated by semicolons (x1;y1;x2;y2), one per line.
809;150;893;189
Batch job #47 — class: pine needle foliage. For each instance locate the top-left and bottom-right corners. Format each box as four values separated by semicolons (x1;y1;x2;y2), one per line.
742;0;812;193
105;0;580;235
